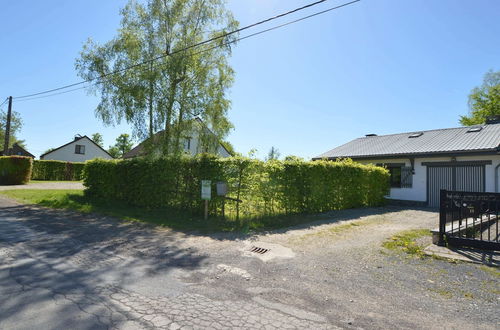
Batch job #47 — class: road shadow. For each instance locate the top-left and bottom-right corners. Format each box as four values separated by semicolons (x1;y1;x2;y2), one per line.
0;202;207;329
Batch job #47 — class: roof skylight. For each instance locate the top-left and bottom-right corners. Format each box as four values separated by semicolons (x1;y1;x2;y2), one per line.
467;126;483;133
409;132;423;138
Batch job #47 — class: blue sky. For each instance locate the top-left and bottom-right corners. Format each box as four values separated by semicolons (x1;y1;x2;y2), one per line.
1;0;499;159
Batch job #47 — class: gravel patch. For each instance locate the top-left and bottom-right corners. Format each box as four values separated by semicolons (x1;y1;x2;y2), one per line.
0;196;498;329
0;181;84;191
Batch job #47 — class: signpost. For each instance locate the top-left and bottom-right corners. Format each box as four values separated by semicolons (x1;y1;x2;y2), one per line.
201;180;211;220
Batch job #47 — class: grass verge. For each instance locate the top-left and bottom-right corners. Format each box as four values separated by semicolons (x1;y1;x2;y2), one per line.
382;229;432;258
0;189;327;233
479;265;500;279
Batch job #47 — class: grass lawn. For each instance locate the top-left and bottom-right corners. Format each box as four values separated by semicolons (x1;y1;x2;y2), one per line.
29;180;83;184
0;189;326;233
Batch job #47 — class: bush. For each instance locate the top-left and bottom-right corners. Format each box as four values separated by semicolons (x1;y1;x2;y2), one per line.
83;155;390;219
0;156;33;185
31;160;85;181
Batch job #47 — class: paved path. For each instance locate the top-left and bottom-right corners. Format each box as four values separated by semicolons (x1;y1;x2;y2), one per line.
0;181;84;191
0;196;498;329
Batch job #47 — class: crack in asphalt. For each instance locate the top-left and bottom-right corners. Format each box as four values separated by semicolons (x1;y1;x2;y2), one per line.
0;203;337;330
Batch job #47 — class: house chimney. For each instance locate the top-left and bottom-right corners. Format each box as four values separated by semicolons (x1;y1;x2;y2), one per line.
74;134;82;141
486;115;500;125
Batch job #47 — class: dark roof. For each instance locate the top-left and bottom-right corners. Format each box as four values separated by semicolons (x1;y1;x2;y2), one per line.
123;131;163;159
0;143;35;158
123;118;233;159
313;123;500;160
40;135;113;159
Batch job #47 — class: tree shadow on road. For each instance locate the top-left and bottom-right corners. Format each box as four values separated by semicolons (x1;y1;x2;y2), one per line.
0;203;208;329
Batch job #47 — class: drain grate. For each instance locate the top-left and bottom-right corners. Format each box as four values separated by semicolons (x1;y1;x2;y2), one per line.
249;246;270;255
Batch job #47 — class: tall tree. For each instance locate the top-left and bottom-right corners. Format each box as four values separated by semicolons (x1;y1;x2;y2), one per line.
91;133;104;147
266;146;280;161
115;134;134;156
1;109;25;148
108;133;134;158
460;70;500;126
76;0;238;157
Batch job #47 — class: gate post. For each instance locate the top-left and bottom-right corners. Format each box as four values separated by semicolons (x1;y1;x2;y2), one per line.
438;189;447;246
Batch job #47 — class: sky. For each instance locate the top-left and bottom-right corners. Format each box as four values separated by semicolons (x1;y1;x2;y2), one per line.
1;0;500;159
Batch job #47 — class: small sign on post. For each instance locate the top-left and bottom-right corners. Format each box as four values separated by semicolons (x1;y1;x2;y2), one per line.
216;181;228;196
201;180;211;220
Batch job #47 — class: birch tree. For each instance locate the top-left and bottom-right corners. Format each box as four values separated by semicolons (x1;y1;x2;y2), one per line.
76;0;237;156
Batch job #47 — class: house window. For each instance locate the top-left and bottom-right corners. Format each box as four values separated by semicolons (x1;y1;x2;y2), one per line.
386;165;413;188
184;138;191;151
75;145;85;155
388;166;402;188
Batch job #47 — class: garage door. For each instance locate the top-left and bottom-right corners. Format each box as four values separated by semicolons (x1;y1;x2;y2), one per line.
427;165;485;207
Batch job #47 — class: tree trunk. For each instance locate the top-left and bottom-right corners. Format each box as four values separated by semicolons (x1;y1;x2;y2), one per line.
163;81;178;155
148;63;154;139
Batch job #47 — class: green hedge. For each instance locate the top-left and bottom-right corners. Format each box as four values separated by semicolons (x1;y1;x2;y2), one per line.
83;155;389;219
31;160;85;181
0;156;33;185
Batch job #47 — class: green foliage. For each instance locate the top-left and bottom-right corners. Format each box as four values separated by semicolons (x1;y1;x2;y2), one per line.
31;160;85;181
460;70;500;125
116;134;133;156
266;146;280;161
220;140;235;156
76;0;238;155
91;133;104;147
83;156;390;220
1;109;25;148
382;229;431;258
108;146;121;159
0;156;33;185
284;155;304;162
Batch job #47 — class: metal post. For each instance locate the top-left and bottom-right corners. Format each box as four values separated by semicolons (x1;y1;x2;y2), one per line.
3;96;13;155
204;200;208;220
438;189;447;246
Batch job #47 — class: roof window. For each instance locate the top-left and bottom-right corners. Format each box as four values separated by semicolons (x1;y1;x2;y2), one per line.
466;126;483;133
408;132;423;138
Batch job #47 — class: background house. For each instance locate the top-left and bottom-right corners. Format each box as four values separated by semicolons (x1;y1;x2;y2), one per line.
123;118;232;159
0;143;35;158
40;135;113;162
314;119;500;207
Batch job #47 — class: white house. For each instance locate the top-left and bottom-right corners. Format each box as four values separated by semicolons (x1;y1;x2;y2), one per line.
313;119;500;207
40;135;113;162
123;118;232;159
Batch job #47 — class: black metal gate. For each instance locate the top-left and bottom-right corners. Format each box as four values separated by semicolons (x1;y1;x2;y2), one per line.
438;190;500;251
427;165;485;207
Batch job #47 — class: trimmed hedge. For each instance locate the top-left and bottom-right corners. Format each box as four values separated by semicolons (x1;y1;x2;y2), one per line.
31;160;85;181
0;156;33;185
83;155;389;219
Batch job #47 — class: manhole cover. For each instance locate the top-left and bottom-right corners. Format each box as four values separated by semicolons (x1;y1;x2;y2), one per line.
249;246;270;255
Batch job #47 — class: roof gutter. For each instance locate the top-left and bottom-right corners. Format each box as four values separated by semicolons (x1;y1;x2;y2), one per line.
313;149;499;161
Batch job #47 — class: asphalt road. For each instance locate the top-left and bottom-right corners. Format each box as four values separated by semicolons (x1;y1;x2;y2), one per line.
0;196;498;329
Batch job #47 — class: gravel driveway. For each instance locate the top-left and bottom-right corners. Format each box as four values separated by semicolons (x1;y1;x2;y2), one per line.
0;196;498;329
0;181;84;191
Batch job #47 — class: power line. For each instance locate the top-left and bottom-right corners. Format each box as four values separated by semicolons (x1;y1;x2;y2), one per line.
13;0;360;100
13;86;90;103
0;97;8;108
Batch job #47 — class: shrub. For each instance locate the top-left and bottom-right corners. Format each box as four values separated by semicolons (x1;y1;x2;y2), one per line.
83;155;390;219
31;160;85;181
0;156;33;185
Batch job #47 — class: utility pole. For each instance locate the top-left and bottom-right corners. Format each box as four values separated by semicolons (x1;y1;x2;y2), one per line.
3;96;13;156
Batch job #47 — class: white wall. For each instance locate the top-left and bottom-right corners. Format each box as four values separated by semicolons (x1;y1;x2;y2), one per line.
185;134;231;158
41;137;113;162
359;155;500;202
